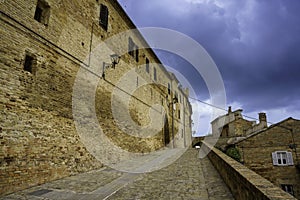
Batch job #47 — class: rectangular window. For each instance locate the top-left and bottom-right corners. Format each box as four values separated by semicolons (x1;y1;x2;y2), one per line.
34;0;50;25
178;110;181;119
281;184;294;196
135;48;139;62
154;67;157;81
99;4;109;31
272;151;294;166
128;37;139;62
168;83;171;95
24;54;36;74
129;37;134;57
146;58;149;73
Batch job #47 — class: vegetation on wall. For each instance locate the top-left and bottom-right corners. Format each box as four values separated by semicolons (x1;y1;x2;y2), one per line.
226;147;241;162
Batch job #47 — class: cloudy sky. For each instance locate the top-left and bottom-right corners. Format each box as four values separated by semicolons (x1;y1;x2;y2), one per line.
118;0;300;135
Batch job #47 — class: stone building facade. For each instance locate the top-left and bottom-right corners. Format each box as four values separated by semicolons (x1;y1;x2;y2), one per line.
234;118;300;199
0;0;192;196
211;107;300;198
211;107;268;148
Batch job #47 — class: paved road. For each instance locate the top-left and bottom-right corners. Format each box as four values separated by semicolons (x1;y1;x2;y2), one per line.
1;148;233;200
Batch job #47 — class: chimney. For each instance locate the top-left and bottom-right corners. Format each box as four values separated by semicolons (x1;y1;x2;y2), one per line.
228;106;232;114
259;113;267;128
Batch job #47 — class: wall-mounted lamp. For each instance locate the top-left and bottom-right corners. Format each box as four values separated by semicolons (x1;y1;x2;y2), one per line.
102;54;121;79
110;54;121;69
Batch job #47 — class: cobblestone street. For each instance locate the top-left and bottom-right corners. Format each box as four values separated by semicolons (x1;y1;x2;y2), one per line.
1;148;233;200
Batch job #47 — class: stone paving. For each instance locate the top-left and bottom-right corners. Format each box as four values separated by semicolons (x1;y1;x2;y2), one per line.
1;148;233;200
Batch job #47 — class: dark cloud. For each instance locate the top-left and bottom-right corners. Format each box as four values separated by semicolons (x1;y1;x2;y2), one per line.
119;0;300;119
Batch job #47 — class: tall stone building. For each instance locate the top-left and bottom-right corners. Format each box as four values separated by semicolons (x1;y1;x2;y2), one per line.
0;0;192;196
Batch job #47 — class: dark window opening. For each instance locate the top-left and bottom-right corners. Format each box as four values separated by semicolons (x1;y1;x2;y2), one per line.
34;0;50;25
135;48;139;62
281;184;294;196
168;83;171;94
24;54;36;74
129;37;134;56
128;37;139;62
153;67;157;81
99;4;109;30
146;58;149;73
178;110;181;119
283;159;287;164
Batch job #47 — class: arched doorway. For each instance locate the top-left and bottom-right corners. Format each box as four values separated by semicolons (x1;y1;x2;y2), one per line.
164;115;170;146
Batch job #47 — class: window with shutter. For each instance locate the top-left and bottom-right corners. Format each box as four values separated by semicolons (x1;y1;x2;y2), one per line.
99;4;108;30
272;151;294;166
272;152;279;165
287;152;294;165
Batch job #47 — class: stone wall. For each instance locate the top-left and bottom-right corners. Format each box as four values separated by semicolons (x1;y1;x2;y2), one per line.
201;142;297;200
0;0;192;196
236;118;300;199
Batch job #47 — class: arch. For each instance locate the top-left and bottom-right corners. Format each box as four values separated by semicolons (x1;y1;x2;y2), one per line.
163;115;170;146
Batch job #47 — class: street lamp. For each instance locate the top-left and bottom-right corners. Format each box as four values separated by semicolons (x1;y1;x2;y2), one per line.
102;54;121;79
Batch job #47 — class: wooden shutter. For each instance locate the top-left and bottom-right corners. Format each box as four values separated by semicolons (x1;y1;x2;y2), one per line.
128;37;134;56
287;152;294;166
99;4;108;30
272;152;278;166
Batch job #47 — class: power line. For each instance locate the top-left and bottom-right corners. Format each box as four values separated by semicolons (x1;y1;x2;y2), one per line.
188;96;290;126
188;96;227;112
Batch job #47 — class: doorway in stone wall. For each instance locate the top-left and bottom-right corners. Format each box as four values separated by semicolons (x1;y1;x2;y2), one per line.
164;115;170;146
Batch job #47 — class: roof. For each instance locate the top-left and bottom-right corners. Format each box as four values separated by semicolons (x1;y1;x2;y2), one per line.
210;109;243;124
232;117;298;145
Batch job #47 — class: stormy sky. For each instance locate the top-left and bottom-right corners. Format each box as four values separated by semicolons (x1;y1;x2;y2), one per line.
118;0;300;135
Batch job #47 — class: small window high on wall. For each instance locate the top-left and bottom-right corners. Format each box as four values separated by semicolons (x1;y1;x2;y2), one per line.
153;67;157;81
34;0;50;25
146;58;149;73
128;37;139;62
99;4;108;31
23;53;36;74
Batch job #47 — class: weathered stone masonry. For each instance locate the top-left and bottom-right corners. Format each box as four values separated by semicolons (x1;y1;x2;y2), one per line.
0;0;192;196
